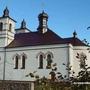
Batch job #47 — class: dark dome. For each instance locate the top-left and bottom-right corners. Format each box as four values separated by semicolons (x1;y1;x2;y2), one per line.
3;7;9;17
38;11;48;19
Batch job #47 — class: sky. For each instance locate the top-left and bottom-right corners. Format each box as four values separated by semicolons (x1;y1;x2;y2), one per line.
0;0;90;43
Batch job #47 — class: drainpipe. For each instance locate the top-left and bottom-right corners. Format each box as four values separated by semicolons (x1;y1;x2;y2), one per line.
3;47;6;81
2;47;6;90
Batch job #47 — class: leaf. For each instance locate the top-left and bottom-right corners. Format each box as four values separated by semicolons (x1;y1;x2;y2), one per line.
76;56;79;59
57;72;61;74
29;73;34;77
73;71;75;74
54;67;57;71
77;53;79;56
64;75;67;78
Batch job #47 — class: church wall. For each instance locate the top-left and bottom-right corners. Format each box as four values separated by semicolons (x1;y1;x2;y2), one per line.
0;18;15;47
0;31;14;47
73;46;90;76
68;44;74;77
4;44;69;81
0;48;6;80
0;18;15;33
0;38;6;47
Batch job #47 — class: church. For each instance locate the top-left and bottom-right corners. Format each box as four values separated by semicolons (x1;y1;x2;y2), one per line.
0;7;90;84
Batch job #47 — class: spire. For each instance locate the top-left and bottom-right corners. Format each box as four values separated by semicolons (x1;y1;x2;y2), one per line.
37;11;48;34
73;30;77;38
21;19;26;29
3;7;9;17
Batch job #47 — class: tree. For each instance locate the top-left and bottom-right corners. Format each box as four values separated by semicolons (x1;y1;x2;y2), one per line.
76;52;90;82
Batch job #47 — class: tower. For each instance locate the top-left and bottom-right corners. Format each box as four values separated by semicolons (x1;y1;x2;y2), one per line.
37;11;48;34
0;7;16;47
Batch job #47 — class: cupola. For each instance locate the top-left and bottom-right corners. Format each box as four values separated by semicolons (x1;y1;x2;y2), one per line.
0;7;16;47
16;19;30;34
3;7;9;17
21;19;26;29
37;11;48;34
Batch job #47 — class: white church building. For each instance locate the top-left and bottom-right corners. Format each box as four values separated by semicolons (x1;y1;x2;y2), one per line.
0;7;90;83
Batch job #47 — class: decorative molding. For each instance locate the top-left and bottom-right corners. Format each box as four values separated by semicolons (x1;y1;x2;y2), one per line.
12;53;20;60
21;52;27;59
36;51;45;59
45;51;54;58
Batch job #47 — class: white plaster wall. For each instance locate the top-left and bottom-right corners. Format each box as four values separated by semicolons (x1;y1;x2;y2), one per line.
0;31;14;47
73;46;90;76
4;44;69;81
0;38;6;47
0;17;15;47
0;18;15;33
68;44;74;77
0;48;6;80
16;29;30;34
0;44;89;81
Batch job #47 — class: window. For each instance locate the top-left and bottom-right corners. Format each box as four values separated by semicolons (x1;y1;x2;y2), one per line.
46;51;53;69
14;56;19;69
39;55;43;69
36;52;45;69
13;53;27;69
21;53;27;69
9;23;12;32
21;55;26;69
13;54;20;69
46;54;53;69
0;22;3;31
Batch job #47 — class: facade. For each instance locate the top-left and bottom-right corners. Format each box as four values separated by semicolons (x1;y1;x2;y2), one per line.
0;7;90;83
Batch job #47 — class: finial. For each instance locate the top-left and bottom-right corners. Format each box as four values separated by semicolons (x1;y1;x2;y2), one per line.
3;6;9;17
73;30;77;38
21;19;26;29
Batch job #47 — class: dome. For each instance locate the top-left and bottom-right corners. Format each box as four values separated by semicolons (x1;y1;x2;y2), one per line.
21;19;26;29
38;11;48;19
3;7;9;17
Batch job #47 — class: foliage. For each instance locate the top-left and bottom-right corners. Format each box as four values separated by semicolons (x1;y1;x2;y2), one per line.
26;50;90;90
76;53;90;82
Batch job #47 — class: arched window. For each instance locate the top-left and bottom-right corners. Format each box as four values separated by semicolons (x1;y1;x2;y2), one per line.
21;55;26;69
39;55;43;69
21;53;27;69
36;52;45;69
46;54;53;69
46;51;53;69
0;22;3;31
13;54;20;69
9;23;12;32
14;56;19;69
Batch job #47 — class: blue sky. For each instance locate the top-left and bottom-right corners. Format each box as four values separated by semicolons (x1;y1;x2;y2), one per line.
0;0;90;43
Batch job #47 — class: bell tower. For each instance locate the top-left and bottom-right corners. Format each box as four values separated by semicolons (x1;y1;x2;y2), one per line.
0;7;16;47
37;11;48;34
